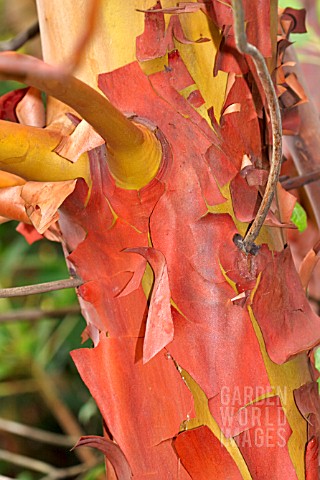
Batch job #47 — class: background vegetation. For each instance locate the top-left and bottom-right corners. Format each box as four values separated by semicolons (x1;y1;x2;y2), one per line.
0;2;103;477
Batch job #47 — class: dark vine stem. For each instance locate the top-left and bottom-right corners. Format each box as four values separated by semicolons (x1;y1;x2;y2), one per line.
0;22;39;52
0;277;82;298
231;0;282;255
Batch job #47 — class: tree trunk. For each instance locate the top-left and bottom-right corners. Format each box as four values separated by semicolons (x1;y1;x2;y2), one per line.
0;0;319;478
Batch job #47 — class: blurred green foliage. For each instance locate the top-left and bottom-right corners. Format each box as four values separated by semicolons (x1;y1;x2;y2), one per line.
0;80;24;96
0;222;103;478
0;79;103;477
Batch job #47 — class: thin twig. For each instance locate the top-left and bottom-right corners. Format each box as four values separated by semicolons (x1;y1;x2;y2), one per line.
0;418;77;447
41;459;102;480
0;277;82;298
231;0;282;254
0;449;58;475
281;169;320;190
0;379;37;397
0;305;80;323
40;462;102;479
33;363;97;466
0;22;39;52
0;449;99;479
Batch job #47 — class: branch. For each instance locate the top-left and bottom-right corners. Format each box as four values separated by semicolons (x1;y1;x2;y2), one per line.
0;22;39;52
0;449;99;478
0;305;80;323
32;363;96;465
231;0;282;254
0;418;77;447
0;120;90;183
281;169;320;191
0;379;37;396
0;53;142;150
39;463;102;479
0;53;162;189
0;449;57;476
0;278;82;298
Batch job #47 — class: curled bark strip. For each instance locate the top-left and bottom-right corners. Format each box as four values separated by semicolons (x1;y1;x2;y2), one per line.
74;436;132;480
0;277;82;298
305;437;319;480
0;417;77;446
232;0;282;254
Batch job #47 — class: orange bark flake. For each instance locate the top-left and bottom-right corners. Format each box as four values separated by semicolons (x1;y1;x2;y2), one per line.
71;335;194;479
305;437;319;480
0;87;28;122
234;397;297;479
174;425;243;479
16;87;46;127
252;247;320;364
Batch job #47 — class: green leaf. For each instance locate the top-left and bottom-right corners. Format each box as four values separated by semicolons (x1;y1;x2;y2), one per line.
0;80;25;96
290;202;307;232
